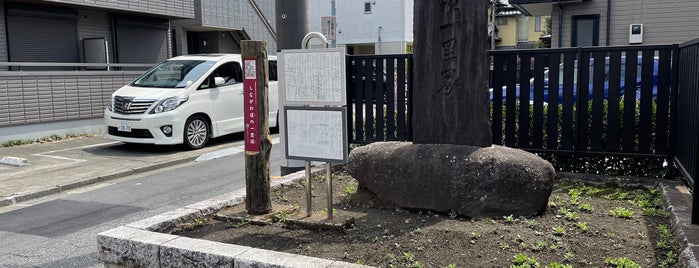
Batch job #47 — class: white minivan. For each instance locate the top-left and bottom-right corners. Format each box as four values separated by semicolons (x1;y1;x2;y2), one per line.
104;54;279;149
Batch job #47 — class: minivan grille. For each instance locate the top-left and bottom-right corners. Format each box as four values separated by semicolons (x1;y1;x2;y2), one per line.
113;96;155;114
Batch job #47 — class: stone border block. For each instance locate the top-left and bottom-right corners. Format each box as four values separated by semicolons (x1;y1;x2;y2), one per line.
185;189;246;215
234;247;334;268
127;207;203;232
97;226;178;267
159;236;251;268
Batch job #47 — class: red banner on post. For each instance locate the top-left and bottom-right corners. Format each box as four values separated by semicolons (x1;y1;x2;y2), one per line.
244;58;259;152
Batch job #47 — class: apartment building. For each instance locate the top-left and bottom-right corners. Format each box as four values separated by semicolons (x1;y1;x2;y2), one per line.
511;0;699;47
308;0;413;55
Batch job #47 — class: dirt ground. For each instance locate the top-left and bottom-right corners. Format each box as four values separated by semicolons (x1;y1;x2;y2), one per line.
174;168;681;267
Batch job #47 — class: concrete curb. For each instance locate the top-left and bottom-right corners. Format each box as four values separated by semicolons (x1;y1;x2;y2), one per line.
0;155;197;208
97;166;372;268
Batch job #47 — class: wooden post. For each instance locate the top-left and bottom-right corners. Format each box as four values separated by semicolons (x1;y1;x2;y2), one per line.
412;0;492;147
242;40;272;215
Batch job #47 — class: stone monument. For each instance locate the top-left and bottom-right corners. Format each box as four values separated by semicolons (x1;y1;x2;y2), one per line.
347;0;556;218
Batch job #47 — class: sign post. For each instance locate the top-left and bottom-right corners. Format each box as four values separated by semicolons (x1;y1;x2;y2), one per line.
279;32;347;219
242;40;272;215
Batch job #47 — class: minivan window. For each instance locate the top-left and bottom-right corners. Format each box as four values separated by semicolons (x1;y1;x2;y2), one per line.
131;60;215;88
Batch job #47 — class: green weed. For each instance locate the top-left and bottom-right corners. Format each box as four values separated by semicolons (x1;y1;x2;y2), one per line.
609;207;634;218
553;226;566;236
604;257;640;268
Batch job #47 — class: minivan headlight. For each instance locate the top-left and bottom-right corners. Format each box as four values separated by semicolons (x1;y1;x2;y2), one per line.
151;95;189;114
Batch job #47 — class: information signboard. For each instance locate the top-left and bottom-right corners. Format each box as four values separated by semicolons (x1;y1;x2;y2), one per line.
284;106;348;163
279;48;346;106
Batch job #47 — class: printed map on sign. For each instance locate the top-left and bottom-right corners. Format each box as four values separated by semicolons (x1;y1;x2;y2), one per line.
279;48;346;106
284;107;347;163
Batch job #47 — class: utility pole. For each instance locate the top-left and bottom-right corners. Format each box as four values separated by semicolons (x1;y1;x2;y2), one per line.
331;0;336;48
491;0;496;50
275;0;309;175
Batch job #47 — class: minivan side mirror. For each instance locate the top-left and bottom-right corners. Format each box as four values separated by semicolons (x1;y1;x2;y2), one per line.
214;77;225;87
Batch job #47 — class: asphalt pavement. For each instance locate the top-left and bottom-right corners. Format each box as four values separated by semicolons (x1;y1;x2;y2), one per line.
0;133;280;207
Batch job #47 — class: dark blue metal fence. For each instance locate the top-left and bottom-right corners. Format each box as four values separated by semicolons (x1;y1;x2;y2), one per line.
674;37;699;223
346;54;412;144
489;45;678;159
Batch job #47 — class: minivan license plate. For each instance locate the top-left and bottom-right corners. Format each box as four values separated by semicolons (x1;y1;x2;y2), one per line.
117;121;132;132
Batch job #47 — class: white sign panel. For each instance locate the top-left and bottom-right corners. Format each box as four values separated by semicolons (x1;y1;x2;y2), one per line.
321;16;336;40
279;48;346;106
284;107;348;163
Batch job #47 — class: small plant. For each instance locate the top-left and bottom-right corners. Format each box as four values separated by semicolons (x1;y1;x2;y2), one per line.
609;207;634;218
558;208;571;216
564;252;575;262
564;211;579;221
471;232;481;239
512;253;529;265
526;219;538;229
184;218;206;230
499;242;509;250
579;203;595;212
503;214;515;223
577;222;590;232
512;253;540;268
386;253;396;262
658;224;672;238
642;208;669;217
661;250;678;267
403;252;415;262
446;264;457;268
343;182;358;195
410;227;422;235
568;188;582;199
604;257;640;268
546;262;572;268
448;210;458;218
275;211;295;222
321;207;337;215
548;243;559;251
531;241;548;252
553;226;566;236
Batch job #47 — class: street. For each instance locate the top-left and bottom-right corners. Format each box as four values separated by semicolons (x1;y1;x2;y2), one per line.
0;137;285;267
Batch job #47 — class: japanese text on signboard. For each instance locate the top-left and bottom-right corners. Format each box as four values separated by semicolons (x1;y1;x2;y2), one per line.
244;58;259;152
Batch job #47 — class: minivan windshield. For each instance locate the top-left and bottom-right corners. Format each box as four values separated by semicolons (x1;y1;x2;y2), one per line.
131;60;215;88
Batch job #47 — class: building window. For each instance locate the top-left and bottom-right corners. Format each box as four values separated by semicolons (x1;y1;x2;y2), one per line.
535;16;542;32
496;17;508;25
364;1;372;14
517;16;529;42
572;15;600;47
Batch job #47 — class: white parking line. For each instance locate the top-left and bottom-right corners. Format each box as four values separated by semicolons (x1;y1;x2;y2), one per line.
31;141;121;163
195;137;280;162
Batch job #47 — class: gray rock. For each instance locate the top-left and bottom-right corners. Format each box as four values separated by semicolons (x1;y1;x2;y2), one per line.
346;142;555;218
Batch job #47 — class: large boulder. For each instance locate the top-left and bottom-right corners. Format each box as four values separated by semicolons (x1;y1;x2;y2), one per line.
346;142;555;218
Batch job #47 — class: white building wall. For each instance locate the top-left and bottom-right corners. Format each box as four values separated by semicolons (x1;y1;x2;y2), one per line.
308;0;412;54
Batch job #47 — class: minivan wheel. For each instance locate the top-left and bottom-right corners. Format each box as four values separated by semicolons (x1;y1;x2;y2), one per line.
183;116;209;149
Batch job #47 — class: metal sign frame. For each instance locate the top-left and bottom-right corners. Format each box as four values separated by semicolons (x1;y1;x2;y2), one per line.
283;106;348;163
278;47;347;107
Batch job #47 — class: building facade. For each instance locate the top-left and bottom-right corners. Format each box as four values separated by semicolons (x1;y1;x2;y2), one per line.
493;1;550;50
511;0;699;48
308;0;413;55
0;0;275;140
